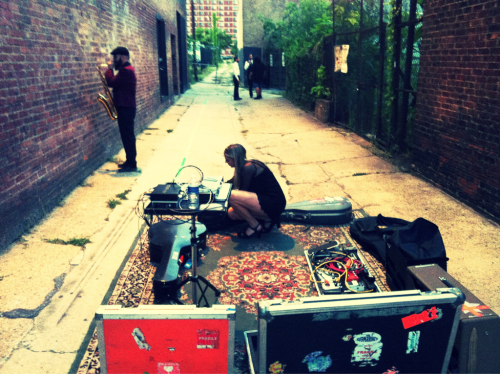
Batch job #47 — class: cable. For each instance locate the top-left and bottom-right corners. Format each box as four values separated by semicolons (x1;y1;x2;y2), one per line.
174;165;204;186
309;252;373;294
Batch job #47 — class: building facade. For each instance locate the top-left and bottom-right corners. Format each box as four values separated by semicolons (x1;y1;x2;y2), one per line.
187;0;239;56
0;0;189;252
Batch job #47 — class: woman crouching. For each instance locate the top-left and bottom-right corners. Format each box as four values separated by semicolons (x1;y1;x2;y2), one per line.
224;144;286;238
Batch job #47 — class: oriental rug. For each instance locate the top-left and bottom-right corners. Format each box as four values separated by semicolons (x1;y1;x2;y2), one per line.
75;210;389;374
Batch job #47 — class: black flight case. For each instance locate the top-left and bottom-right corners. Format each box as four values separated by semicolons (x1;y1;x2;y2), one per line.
250;289;464;374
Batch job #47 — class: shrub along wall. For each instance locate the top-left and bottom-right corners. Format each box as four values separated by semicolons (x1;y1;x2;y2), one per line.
0;0;187;252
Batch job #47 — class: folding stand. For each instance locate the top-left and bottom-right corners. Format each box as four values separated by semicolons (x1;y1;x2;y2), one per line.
174;213;220;307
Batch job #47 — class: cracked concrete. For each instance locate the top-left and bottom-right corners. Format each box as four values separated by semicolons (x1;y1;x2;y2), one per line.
1;63;499;373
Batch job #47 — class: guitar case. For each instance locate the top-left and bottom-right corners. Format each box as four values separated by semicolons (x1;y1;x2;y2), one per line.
148;220;207;301
280;197;353;225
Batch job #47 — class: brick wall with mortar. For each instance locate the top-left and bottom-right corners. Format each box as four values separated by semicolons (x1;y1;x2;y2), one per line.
0;0;187;252
413;0;500;221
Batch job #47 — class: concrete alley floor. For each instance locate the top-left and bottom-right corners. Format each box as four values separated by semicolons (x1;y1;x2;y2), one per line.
1;62;499;374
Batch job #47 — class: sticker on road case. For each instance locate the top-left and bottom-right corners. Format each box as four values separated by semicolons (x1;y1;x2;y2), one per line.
157;362;180;374
350;332;383;367
406;331;420;354
131;327;151;350
269;361;286;374
401;307;442;329
383;366;399;374
302;351;332;372
462;301;491;317
196;329;219;349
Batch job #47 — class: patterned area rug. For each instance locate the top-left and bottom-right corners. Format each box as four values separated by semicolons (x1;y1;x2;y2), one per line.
76;211;390;374
208;252;316;315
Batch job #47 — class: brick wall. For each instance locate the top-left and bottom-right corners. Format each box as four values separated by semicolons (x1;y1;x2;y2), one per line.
414;0;500;221
0;0;187;252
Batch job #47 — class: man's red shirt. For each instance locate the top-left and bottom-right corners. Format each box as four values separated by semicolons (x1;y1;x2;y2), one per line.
105;62;137;108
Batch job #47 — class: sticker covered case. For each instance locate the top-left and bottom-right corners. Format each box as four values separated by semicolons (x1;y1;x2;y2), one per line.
258;289;463;374
96;304;236;374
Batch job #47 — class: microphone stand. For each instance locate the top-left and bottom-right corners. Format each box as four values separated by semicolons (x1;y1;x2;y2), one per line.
174;211;220;307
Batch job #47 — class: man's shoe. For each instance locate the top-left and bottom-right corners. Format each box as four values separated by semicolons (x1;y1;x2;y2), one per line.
234;98;242;101
254;96;262;100
118;162;128;168
117;166;138;173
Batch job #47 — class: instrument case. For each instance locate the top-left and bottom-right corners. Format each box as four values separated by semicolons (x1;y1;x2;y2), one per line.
96;304;236;374
408;264;500;373
256;289;463;374
148;220;207;301
280;197;353;225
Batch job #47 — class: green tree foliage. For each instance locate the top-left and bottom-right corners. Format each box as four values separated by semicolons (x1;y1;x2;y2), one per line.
195;27;233;53
230;39;238;57
259;0;359;109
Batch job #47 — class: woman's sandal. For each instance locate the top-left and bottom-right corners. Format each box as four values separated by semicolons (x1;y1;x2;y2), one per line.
238;223;262;239
261;220;281;234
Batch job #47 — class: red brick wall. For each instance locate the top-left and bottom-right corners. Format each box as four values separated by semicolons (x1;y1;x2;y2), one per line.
0;0;187;252
413;0;500;221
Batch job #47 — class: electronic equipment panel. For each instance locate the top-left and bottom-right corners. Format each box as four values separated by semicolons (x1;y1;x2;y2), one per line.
305;241;378;295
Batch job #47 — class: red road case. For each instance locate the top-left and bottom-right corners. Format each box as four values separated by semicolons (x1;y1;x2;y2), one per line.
408;264;500;373
96;304;236;374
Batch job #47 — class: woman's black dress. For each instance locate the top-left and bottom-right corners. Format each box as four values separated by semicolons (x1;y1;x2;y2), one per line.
242;161;286;221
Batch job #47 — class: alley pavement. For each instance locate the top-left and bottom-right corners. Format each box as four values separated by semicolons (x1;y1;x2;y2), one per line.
1;63;499;374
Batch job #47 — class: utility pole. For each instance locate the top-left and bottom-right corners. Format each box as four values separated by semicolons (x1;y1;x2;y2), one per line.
191;0;198;81
212;12;219;83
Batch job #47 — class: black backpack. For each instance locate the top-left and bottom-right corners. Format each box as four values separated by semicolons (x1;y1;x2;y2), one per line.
349;214;448;270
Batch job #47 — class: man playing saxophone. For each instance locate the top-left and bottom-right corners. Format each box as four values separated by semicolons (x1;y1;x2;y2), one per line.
104;47;138;173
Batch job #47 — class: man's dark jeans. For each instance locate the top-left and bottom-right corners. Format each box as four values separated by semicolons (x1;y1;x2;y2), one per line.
116;106;137;167
248;78;253;98
233;75;240;99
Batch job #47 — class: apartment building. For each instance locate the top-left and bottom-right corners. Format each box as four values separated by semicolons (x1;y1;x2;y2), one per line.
187;0;239;56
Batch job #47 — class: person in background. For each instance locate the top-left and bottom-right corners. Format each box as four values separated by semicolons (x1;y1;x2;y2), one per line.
224;144;286;238
244;54;253;98
248;56;265;100
105;46;138;173
232;56;242;101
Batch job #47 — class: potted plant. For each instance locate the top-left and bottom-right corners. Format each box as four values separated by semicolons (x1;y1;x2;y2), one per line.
310;65;332;123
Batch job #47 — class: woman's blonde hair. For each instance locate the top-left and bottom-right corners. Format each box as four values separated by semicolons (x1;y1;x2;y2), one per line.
224;144;247;189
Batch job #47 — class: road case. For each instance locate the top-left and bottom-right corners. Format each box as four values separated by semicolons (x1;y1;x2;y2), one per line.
96;304;236;374
280;197;353;225
408;264;500;373
244;330;259;374
257;289;464;374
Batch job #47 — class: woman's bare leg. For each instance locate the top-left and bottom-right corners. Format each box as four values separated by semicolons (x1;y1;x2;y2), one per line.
228;190;269;235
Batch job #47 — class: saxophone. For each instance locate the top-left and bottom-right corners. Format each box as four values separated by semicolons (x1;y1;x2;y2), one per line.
96;66;118;120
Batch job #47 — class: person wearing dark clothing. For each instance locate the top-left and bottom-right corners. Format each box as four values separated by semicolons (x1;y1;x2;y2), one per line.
105;46;138;172
232;56;242;101
244;54;253;98
224;144;287;238
248;56;265;100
